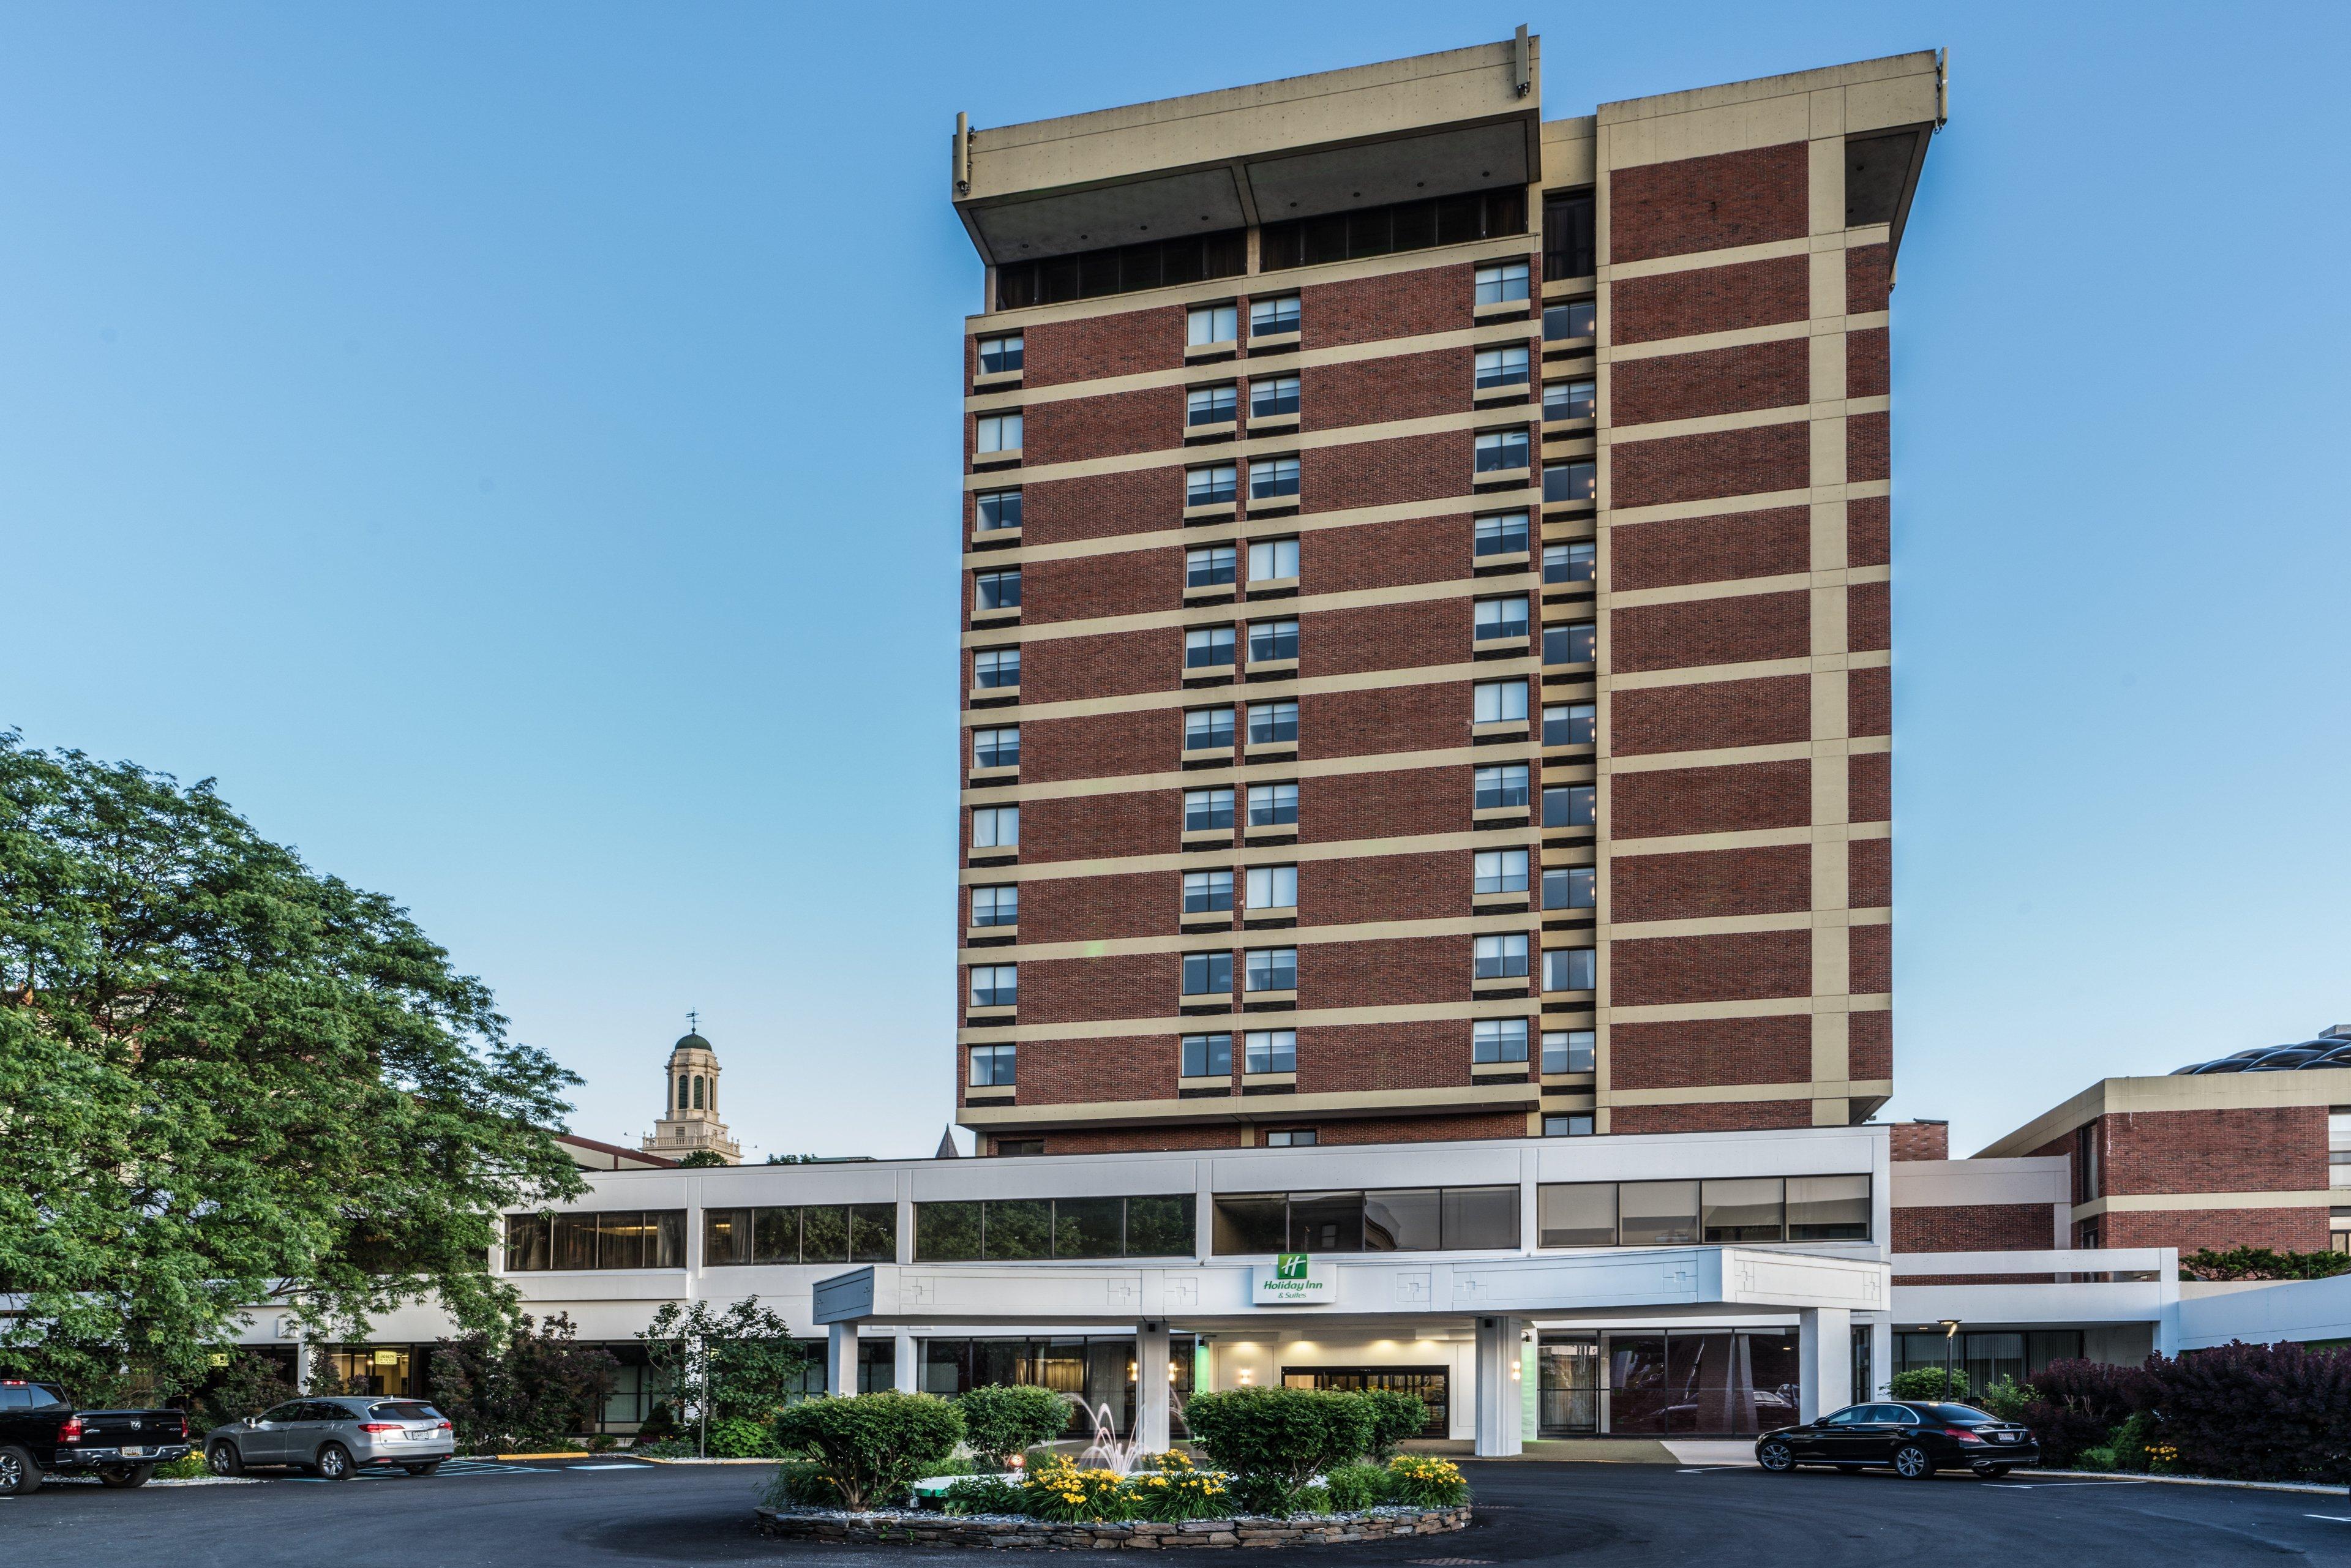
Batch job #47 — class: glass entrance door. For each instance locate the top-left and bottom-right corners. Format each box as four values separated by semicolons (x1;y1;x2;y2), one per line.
1537;1337;1598;1435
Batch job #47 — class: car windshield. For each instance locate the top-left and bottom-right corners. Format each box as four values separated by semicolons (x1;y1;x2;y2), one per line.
371;1402;441;1420
1921;1403;1998;1424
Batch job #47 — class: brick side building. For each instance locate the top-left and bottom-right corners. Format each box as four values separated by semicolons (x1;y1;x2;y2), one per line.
951;39;1940;1154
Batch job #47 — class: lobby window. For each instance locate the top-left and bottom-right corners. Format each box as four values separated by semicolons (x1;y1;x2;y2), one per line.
1182;951;1234;997
1250;374;1300;421
1185;787;1235;832
1247;618;1298;663
1543;947;1596;993
1543;784;1595;828
1475;429;1530;475
1473;1018;1529;1065
1245;947;1297;992
1248;536;1300;582
1475;511;1530;557
1543;540;1596;584
1543;1029;1595;1075
970;804;1018;849
969;1042;1017;1087
1545;702;1597;747
1247;700;1299;746
1543;1114;1595;1138
1544;459;1597;505
1186;626;1237;669
1249;455;1300;501
1543;189;1595;280
969;884;1018;928
1183;869;1235;914
969;964;1018;1010
1475;763;1529;811
1545;621;1596;666
972;726;1019;770
1187;544;1238;588
1245;1029;1297;1074
1476;345;1531;389
1247;782;1298;827
1475;260;1532;306
972;647;1019;689
975;569;1021;612
1188;462;1239;508
1542;866;1596;910
1474;932;1529;980
1474;848;1529;896
1474;678;1529;725
1475;596;1530;641
1543;298;1595;342
1245;865;1297;912
1185;707;1236;750
1188;303;1239;346
975;489;1022;532
1250;295;1301;339
1188;383;1238;427
977;334;1024;375
915;1193;1199;1262
976;412;1023;454
504;1210;686;1272
1262;1129;1317;1148
1259;187;1524;270
1543;378;1595;422
1182;1033;1232;1079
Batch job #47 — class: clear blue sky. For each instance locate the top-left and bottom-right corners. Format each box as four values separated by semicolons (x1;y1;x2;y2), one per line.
6;2;2346;1161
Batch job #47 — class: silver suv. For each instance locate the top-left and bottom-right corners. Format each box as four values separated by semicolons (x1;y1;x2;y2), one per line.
206;1397;455;1479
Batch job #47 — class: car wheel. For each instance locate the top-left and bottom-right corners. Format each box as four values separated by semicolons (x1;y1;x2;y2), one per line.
97;1465;156;1488
1892;1444;1935;1479
1756;1439;1795;1472
206;1442;244;1477
402;1461;443;1476
315;1442;354;1481
0;1445;43;1496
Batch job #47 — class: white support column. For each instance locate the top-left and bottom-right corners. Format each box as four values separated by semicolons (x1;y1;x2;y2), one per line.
826;1322;860;1397
894;1331;920;1393
1472;1316;1524;1458
1798;1307;1853;1422
1868;1317;1894;1400
1136;1320;1172;1454
293;1338;314;1395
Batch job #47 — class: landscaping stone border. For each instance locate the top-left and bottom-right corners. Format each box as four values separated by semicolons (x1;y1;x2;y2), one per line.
755;1503;1472;1550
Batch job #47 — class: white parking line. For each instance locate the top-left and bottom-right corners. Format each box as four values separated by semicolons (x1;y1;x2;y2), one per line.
1983;1480;2154;1490
564;1463;651;1471
2305;1514;2351;1523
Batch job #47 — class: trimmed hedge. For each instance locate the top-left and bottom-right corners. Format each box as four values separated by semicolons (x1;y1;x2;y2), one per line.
956;1384;1070;1470
1182;1387;1375;1489
773;1392;964;1509
2020;1345;2351;1482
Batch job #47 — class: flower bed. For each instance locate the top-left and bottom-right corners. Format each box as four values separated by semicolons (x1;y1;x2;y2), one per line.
753;1502;1472;1550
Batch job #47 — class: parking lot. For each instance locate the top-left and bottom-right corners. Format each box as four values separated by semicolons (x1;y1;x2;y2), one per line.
3;1457;2345;1567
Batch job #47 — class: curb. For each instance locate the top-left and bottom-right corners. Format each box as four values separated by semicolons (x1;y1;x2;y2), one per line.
629;1455;777;1465
2025;1468;2344;1496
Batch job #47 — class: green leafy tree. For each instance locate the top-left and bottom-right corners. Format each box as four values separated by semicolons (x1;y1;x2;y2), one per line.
190;1350;297;1435
427;1312;618;1452
773;1391;964;1509
639;1297;807;1449
1888;1365;1968;1400
0;734;586;1395
2180;1247;2351;1282
675;1150;729;1168
955;1383;1070;1469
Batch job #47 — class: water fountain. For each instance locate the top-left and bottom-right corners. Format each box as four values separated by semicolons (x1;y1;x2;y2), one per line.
1064;1389;1186;1474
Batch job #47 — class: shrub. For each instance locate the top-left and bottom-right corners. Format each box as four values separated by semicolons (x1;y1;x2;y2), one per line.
632;1436;696;1458
2106;1410;2161;1473
767;1459;844;1508
2074;1446;2118;1472
429;1312;618;1454
1223;1471;1299;1517
190;1349;296;1435
707;1415;783;1458
939;1474;1027;1516
1182;1386;1376;1488
1357;1388;1430;1461
772;1391;965;1510
1888;1365;1967;1401
1974;1374;2033;1423
1293;1483;1331;1514
2016;1358;2156;1468
1386;1454;1468;1507
956;1384;1071;1470
2145;1339;2351;1484
152;1454;209;1479
1322;1462;1390;1512
1128;1460;1228;1521
1022;1455;1134;1521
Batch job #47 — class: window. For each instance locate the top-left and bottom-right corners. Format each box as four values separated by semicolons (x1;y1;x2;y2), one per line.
1543;539;1596;583
1475;763;1530;810
1475;596;1530;640
971;804;1019;849
1185;707;1235;750
1544;378;1595;422
1543;947;1596;992
1703;1179;1785;1243
1187;383;1238;426
1543;189;1595;281
1247;618;1298;663
1259;187;1525;270
1249;536;1300;582
1185;787;1235;832
976;411;1023;454
1543;1114;1595;1138
1245;865;1297;911
1542;1029;1595;1075
2332;1207;2351;1255
975;569;1021;612
1475;260;1532;305
1474;1018;1529;1063
1247;782;1298;828
1211;1183;1519;1253
1544;621;1596;666
1249;456;1300;501
1245;1029;1296;1073
503;1210;687;1271
914;1193;1199;1262
1475;345;1531;389
969;964;1018;1009
1543;298;1596;341
1544;459;1596;504
1182;951;1233;996
2333;1109;2351;1191
970;885;1018;928
969;1042;1017;1087
1188;462;1238;507
996;230;1245;309
1474;932;1529;980
1475;429;1530;474
1618;1180;1700;1245
1787;1175;1872;1240
1474;678;1529;724
976;489;1022;532
1543;866;1596;910
1182;1033;1232;1078
1543;784;1595;828
1245;947;1297;992
1185;626;1237;669
972;727;1020;770
1262;1129;1317;1148
1247;700;1298;746
1544;702;1597;746
972;647;1019;689
1183;869;1235;913
1188;303;1239;346
977;334;1024;375
1249;295;1300;337
1475;512;1530;557
1537;1183;1614;1246
1250;374;1300;420
1474;848;1530;895
1187;544;1238;588
1532;1176;1872;1245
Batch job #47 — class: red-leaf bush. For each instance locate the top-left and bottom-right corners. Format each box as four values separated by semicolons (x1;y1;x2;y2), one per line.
2020;1344;2351;1481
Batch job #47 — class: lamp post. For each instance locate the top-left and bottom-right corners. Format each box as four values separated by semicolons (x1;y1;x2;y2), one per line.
1938;1319;1962;1400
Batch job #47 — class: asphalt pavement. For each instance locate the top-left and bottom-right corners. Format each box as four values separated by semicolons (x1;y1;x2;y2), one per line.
3;1456;2346;1566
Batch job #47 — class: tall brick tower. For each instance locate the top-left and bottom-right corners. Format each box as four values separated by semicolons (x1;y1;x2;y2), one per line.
950;39;1940;1155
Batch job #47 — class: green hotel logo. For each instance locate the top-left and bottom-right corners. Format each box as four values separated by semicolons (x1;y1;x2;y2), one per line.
1276;1253;1310;1280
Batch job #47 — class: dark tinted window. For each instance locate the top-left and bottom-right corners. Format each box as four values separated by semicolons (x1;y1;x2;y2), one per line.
0;1387;30;1411
371;1402;440;1421
1543;189;1595;280
997;230;1246;310
261;1401;306;1423
1921;1403;1996;1424
1260;187;1525;271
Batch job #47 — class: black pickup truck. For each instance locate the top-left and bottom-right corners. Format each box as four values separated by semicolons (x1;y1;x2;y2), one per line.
0;1379;193;1493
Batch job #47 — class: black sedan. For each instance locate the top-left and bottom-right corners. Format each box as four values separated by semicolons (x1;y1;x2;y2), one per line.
1755;1400;2039;1479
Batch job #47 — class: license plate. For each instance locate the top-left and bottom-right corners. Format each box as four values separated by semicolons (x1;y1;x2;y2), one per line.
121;1447;149;1457
407;1431;438;1441
1996;1433;2017;1443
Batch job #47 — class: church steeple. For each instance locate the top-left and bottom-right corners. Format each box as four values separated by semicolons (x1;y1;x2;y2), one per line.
640;1012;740;1163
